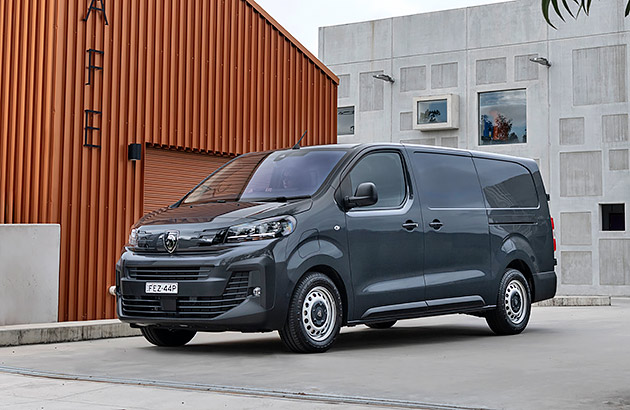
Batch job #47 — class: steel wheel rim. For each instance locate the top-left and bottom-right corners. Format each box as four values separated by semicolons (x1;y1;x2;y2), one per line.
302;286;336;342
504;279;528;325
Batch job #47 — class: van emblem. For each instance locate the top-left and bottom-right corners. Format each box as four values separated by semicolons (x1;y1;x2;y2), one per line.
163;231;179;254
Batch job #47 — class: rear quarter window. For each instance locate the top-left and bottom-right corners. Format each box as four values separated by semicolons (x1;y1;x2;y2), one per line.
473;158;539;208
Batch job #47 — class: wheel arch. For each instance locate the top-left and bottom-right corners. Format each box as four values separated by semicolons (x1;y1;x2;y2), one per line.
505;259;535;301
303;265;349;325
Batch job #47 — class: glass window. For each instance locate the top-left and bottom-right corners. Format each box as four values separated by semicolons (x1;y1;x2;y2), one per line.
479;90;527;145
337;106;355;135
411;153;484;209
183;149;347;204
417;99;447;124
601;204;625;231
347;152;406;209
474;158;539;208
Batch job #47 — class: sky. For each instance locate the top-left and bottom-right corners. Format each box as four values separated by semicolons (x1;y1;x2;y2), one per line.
255;0;510;57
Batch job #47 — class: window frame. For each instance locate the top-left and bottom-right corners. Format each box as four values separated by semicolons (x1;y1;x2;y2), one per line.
339;149;412;212
478;88;527;146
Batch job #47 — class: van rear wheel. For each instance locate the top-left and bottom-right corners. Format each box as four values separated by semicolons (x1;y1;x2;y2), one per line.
279;272;343;353
366;321;397;329
486;269;531;335
140;327;197;347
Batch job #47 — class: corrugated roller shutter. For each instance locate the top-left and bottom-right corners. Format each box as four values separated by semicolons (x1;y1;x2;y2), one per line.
144;147;232;215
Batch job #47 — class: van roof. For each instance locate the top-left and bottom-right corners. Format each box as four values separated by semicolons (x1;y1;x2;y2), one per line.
270;143;540;173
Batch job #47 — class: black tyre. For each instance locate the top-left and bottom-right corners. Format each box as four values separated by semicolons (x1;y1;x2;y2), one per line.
366;321;397;329
140;327;197;347
279;272;343;353
486;269;531;335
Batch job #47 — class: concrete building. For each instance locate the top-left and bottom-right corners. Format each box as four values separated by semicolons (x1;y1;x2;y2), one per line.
319;0;630;296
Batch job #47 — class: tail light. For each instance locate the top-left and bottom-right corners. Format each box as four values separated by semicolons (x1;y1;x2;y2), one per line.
551;217;556;251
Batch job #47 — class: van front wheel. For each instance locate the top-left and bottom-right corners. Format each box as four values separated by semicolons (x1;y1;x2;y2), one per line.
486;269;531;335
279;273;343;353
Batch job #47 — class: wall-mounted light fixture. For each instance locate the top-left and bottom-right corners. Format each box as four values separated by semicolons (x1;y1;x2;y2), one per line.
373;73;395;83
529;57;551;67
128;143;142;161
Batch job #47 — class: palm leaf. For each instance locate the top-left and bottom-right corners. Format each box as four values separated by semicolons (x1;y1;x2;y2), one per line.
542;0;558;28
562;0;576;18
551;0;566;21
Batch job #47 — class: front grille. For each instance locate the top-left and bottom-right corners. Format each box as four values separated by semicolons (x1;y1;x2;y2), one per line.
121;272;250;319
127;266;211;280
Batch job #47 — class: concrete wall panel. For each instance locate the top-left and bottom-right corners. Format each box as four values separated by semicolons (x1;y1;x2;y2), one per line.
467;1;546;49
559;152;603;197
515;54;539;81
338;75;351;99
431;63;458;89
609;149;629;170
572;45;627;106
602;114;629;142
393;10;466;57
440;137;459;148
561;251;593;285
359;71;384;112
0;225;60;325
400;112;413;131
559;118;585;145
476;58;507;85
400;66;426;92
560;212;592;245
599;239;630;285
401;137;436;146
319;19;392;65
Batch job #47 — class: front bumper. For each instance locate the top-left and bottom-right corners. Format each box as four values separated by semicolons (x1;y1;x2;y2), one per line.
115;242;288;331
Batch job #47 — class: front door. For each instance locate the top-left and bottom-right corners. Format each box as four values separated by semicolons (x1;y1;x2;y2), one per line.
342;150;425;320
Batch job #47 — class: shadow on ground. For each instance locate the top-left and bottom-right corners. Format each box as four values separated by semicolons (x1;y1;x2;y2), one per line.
145;321;553;356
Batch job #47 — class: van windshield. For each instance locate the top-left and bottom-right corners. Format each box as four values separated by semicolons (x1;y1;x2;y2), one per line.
182;149;347;204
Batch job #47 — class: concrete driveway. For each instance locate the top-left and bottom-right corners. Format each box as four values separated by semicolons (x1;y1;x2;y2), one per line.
1;299;629;410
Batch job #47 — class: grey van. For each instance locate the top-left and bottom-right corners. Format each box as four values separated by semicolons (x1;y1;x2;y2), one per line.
114;143;557;353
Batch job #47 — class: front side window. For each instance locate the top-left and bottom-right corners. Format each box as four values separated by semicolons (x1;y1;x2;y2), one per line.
346;152;407;209
183;149;347;204
479;89;527;145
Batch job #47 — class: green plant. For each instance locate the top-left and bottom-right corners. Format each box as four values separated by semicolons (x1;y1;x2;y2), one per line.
542;0;630;28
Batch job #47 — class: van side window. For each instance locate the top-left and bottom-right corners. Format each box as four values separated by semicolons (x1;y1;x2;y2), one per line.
412;152;484;208
474;158;539;208
348;152;406;209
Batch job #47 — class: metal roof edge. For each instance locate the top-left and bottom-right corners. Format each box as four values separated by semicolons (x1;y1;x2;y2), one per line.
244;0;339;84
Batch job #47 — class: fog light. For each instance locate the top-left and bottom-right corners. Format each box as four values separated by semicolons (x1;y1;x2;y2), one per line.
252;287;262;297
108;285;116;296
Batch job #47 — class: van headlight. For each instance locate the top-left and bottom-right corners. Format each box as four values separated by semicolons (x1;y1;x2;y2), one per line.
128;228;139;247
225;216;296;243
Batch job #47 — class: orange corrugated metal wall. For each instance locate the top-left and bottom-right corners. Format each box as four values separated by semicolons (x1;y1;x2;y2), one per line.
0;0;338;321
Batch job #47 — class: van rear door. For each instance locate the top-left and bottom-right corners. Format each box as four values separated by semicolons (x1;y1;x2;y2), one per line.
409;150;492;308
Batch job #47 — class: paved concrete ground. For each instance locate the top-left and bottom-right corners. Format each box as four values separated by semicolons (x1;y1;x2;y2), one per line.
1;299;629;410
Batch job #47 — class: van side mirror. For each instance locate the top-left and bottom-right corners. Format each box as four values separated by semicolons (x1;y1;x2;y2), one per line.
344;182;378;209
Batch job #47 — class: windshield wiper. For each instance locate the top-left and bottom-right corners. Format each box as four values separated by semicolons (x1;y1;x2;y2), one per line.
255;195;311;203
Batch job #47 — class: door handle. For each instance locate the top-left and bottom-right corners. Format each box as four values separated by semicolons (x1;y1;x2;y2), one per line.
429;219;443;230
402;221;419;231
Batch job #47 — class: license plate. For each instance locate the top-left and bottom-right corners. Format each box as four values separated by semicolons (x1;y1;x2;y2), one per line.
145;282;178;294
